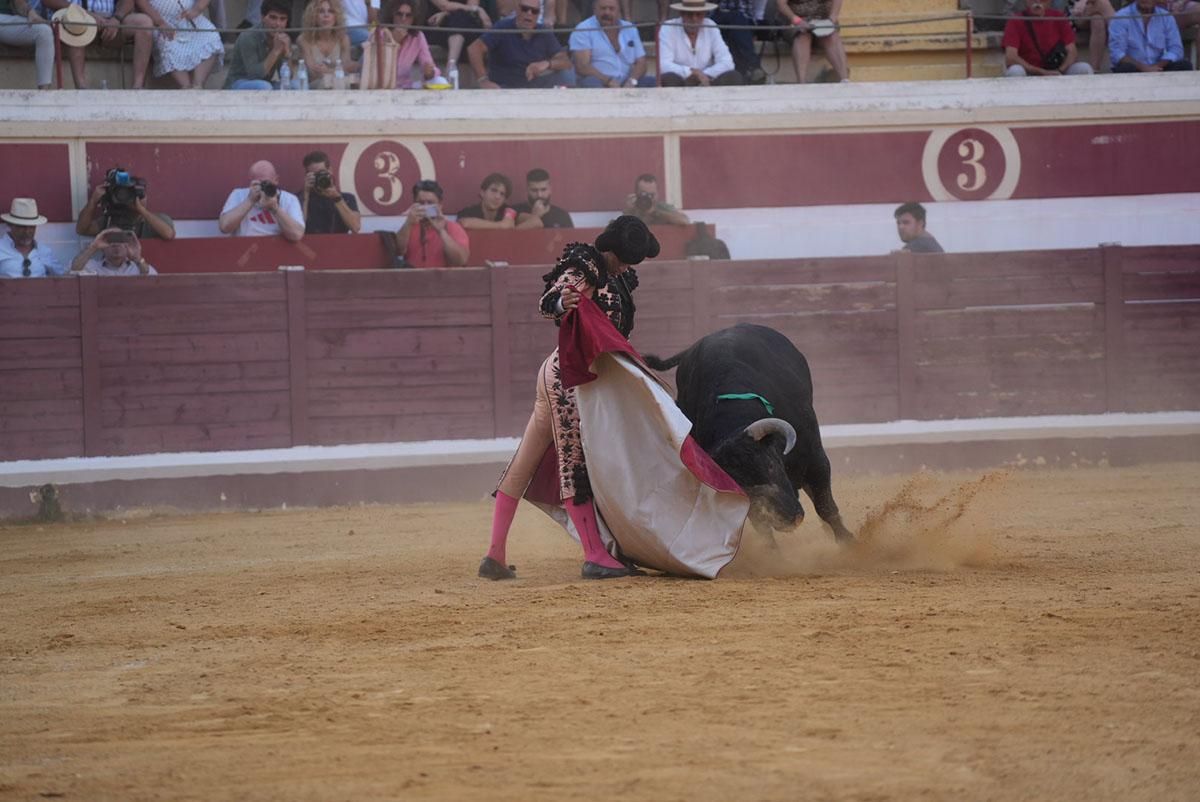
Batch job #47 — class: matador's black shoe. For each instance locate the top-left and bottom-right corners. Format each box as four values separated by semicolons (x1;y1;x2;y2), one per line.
478;556;517;580
581;561;645;580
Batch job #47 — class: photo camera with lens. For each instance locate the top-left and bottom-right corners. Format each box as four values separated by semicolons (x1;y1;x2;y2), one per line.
314;170;334;191
102;167;147;231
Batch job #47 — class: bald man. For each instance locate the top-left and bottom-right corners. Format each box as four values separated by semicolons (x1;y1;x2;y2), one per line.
219;160;305;242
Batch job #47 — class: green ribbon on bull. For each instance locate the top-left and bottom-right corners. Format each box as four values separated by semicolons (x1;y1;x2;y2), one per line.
715;393;775;416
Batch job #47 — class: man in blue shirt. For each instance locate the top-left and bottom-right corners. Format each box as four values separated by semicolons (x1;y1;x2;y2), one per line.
467;0;575;87
1109;0;1193;72
569;0;655;87
0;198;66;279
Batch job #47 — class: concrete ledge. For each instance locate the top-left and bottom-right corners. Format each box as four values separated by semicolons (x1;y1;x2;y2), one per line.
3;412;1197;519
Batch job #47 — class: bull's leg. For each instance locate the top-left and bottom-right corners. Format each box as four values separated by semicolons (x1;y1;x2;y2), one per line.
801;453;855;543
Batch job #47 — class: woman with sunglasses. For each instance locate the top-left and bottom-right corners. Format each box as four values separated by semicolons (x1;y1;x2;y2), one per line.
480;215;661;581
380;0;443;87
0;198;66;278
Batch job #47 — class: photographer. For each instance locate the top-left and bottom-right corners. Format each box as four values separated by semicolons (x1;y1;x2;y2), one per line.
395;179;470;268
623;174;690;226
70;228;157;276
77;168;176;241
300;151;361;235
218;160;305;242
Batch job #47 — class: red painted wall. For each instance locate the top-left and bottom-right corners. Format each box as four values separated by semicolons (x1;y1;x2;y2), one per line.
2;245;1198;462
1;144;74;223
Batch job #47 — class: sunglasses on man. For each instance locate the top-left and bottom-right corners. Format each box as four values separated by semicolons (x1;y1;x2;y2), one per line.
22;257;31;277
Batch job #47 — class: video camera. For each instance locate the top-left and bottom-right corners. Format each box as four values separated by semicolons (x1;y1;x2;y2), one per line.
102;167;147;231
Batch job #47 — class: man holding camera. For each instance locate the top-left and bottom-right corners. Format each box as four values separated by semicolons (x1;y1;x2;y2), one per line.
219;160;305;242
77;168;176;241
623;174;690;226
301;151;361;235
70;228;157;276
395;179;470;269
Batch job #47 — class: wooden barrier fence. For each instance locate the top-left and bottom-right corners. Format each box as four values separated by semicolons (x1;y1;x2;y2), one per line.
2;244;1198;461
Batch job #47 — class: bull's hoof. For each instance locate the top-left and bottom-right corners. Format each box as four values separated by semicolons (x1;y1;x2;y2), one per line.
581;561;645;580
478;556;517;580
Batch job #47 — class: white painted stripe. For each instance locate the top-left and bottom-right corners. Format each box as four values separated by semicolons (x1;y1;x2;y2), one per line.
3;412;1198;488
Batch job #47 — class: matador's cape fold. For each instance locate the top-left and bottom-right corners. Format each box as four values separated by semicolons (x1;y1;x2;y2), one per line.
545;295;750;579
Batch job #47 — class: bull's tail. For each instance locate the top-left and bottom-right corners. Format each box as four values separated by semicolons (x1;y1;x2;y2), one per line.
642;351;686;371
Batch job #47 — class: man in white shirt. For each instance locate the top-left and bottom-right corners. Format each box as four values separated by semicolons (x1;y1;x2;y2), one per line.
70;228;158;276
0;198;66;278
657;0;743;86
219;160;306;242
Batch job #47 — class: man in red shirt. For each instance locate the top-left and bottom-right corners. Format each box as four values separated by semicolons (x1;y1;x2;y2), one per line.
1002;0;1094;76
394;180;471;268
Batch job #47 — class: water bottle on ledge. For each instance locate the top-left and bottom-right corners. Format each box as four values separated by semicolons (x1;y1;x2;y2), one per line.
297;59;309;91
278;60;292;90
448;62;459;90
333;58;346;90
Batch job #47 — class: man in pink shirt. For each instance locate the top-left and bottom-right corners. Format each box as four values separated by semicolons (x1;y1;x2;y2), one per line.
394;179;470;268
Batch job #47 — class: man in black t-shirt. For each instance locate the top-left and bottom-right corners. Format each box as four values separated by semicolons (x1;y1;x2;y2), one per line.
513;167;574;230
301;150;361;235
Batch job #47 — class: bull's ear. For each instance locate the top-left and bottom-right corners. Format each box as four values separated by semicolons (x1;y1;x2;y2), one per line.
744;418;797;455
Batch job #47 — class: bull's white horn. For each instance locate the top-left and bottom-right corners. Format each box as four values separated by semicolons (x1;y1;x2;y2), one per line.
745;418;797;455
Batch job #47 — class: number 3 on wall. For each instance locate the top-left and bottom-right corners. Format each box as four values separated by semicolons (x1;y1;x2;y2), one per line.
921;125;1021;202
956;138;986;192
373;151;404;206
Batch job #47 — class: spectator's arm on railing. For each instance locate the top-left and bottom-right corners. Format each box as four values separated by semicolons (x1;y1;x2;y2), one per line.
468;38;497;88
218;188;256;235
272;196;306;243
572;49;610;85
705;24;735;78
1163;15;1185;63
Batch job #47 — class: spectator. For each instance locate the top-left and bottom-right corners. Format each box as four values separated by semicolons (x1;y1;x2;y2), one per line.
219;160;305;241
1109;0;1193;72
1003;0;1093;76
70;228;157;275
395;179;470;268
711;0;765;83
467;0;574;88
1065;0;1116;73
514;168;575;229
776;0;849;83
223;0;292;90
455;173;519;229
0;199;66;278
341;0;379;49
1163;0;1200;34
43;0;155;89
137;0;224;88
894;202;944;253
299;0;361;88
77;168;176;241
623;174;690;225
0;0;55;89
300;151;361;234
658;0;744;86
569;0;655;88
427;0;491;78
382;0;442;88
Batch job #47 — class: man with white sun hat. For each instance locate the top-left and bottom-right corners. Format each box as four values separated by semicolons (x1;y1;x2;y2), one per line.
657;0;743;86
0;198;66;278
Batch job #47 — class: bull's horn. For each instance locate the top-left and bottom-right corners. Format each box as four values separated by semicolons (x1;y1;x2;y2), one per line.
745;418;797;455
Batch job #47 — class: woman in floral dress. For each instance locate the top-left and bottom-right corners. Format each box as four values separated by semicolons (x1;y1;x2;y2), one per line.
138;0;224;88
480;215;661;581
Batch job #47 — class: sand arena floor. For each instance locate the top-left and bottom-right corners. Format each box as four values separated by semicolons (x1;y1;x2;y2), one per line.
1;463;1199;801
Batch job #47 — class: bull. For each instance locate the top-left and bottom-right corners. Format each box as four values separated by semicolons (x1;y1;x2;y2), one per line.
644;323;855;543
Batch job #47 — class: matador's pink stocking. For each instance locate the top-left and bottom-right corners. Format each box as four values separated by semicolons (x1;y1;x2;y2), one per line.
564;498;624;570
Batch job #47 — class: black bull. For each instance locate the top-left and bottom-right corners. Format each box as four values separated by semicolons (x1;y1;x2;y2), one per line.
644;323;855;543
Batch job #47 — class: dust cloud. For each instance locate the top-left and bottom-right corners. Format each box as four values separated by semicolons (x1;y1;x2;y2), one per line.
723;471;1005;577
